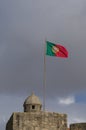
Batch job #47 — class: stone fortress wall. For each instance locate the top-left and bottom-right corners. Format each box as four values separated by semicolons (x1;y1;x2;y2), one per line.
6;93;67;130
6;111;67;130
6;93;86;130
70;123;86;130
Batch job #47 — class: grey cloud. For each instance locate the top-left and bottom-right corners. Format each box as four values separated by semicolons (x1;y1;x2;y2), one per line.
0;1;86;129
0;0;86;97
46;98;86;126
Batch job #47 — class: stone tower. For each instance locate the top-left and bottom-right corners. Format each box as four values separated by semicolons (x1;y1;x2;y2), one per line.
6;93;67;130
23;92;42;112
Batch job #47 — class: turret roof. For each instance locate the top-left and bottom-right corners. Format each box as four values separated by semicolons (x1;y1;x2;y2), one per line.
24;92;42;105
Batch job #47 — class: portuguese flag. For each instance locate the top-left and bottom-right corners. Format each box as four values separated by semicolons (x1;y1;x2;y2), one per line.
46;41;68;58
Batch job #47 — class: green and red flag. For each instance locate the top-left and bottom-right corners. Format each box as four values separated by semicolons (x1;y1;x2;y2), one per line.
46;41;68;58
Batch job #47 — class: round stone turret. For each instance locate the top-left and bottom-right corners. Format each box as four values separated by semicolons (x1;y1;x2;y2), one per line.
23;93;42;112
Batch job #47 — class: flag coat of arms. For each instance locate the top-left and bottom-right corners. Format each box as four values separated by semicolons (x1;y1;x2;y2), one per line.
46;41;68;58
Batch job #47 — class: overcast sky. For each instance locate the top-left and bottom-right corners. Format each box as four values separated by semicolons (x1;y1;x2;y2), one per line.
0;0;86;129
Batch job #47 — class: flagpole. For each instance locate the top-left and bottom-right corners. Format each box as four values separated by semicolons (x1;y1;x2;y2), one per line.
43;40;46;112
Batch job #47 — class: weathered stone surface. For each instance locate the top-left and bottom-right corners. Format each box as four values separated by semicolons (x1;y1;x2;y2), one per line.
6;93;67;130
6;111;67;130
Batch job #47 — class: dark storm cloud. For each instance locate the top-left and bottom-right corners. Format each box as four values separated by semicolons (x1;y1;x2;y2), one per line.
1;1;86;130
0;0;86;98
